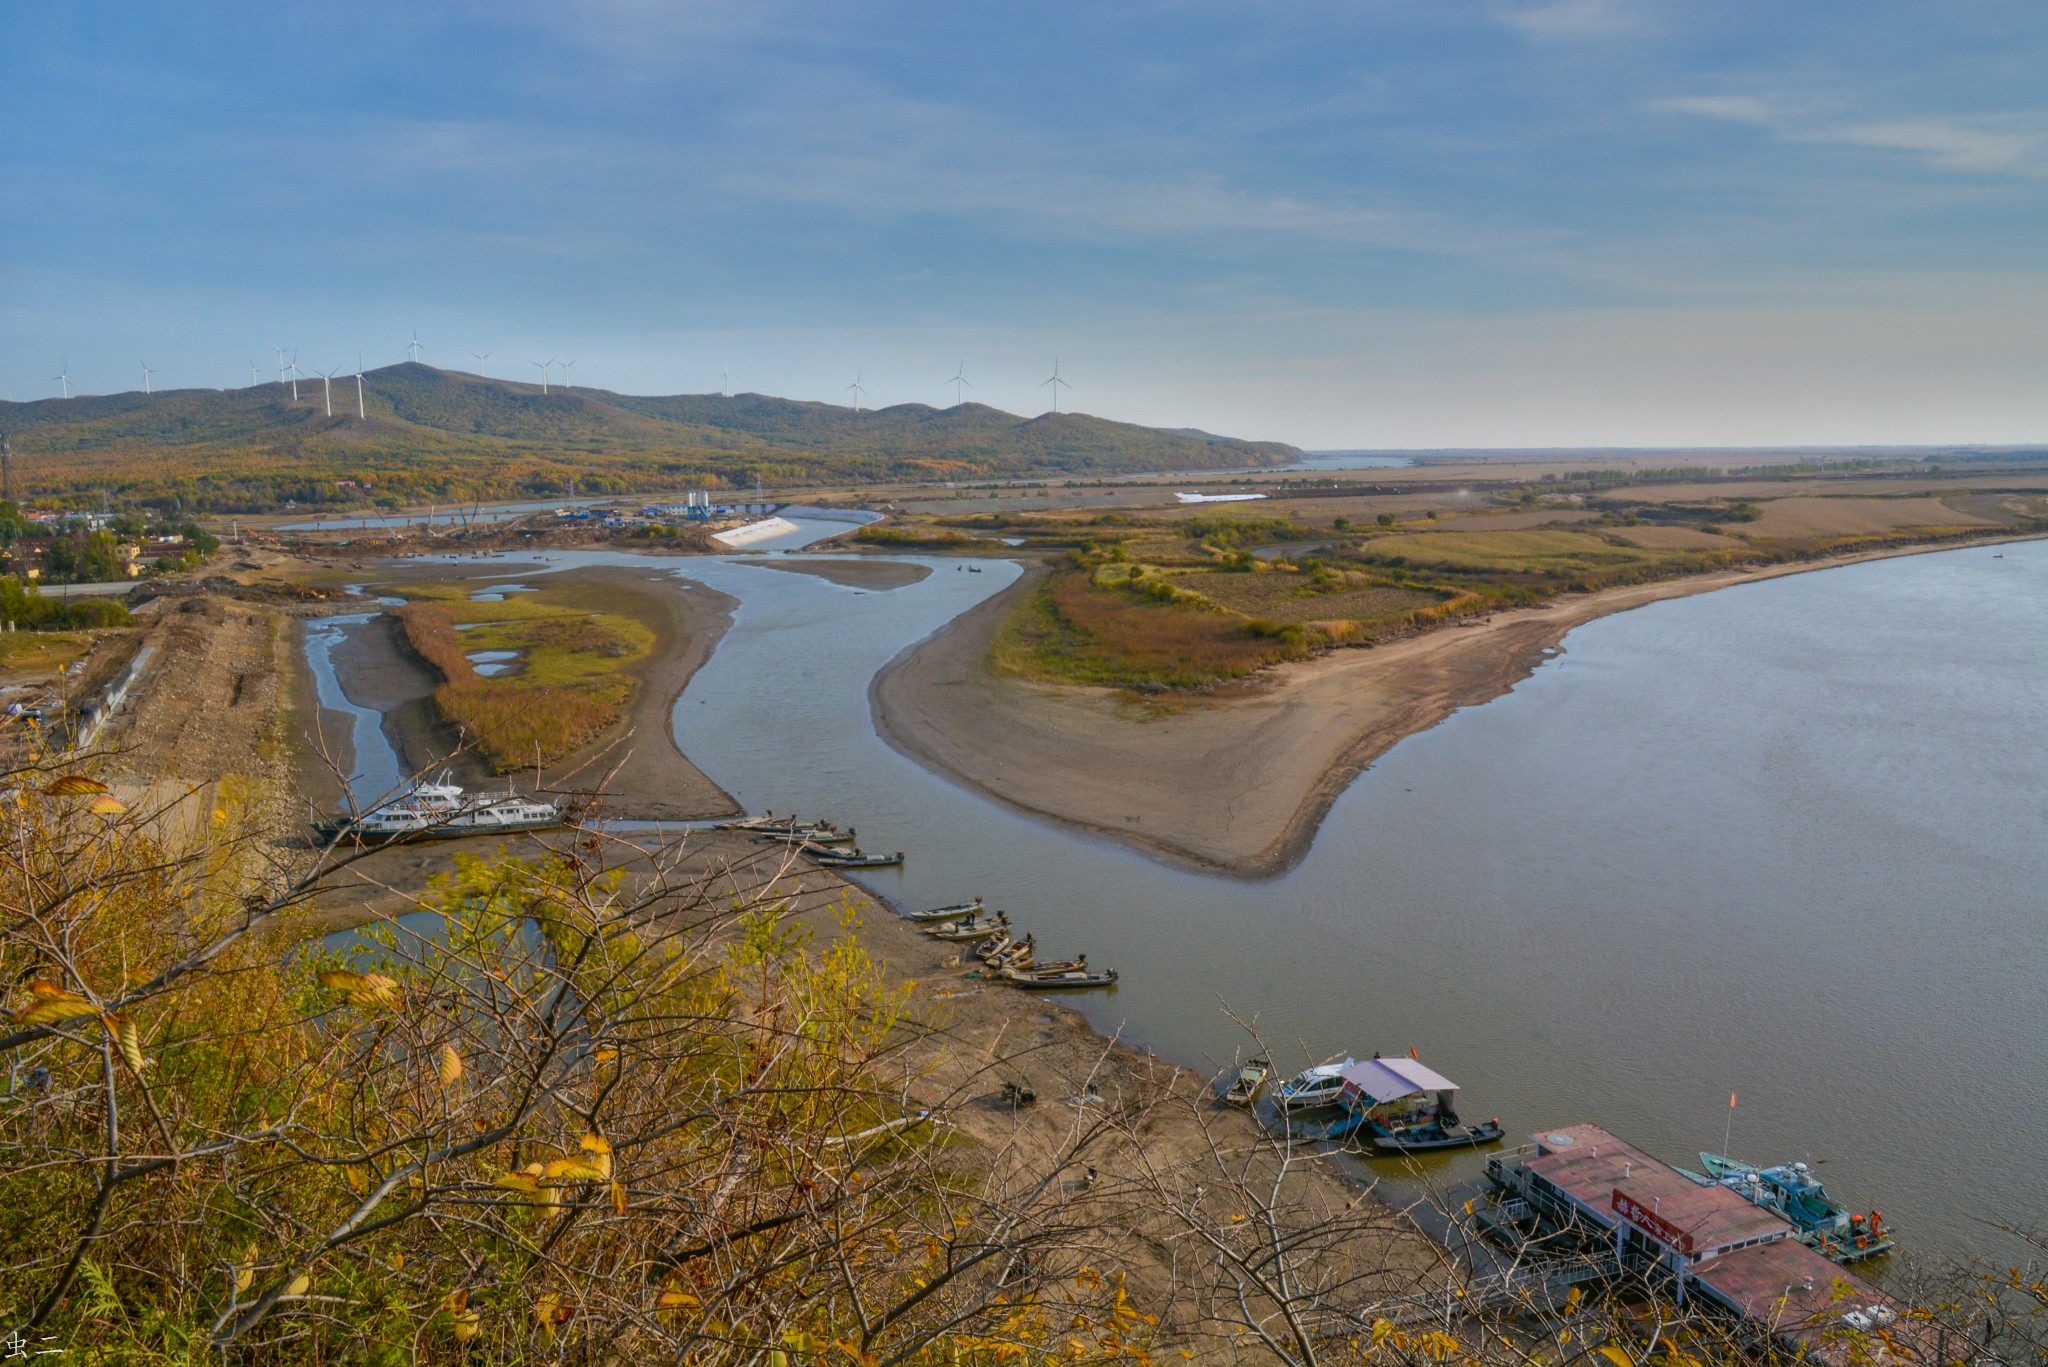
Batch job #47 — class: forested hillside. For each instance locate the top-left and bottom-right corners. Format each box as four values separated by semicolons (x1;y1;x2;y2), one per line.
0;364;1295;512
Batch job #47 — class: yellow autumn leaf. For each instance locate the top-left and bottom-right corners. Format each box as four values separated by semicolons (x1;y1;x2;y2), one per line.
609;1180;628;1215
14;992;98;1027
43;775;109;796
442;1286;469;1313
542;1157;604;1184
450;1309;480;1342
284;1272;311;1297
105;1015;146;1074
493;1172;541;1194
235;1244;257;1293
437;1043;463;1086
593;1045;618;1062
89;794;127;815
1598;1348;1636;1367
579;1132;612;1179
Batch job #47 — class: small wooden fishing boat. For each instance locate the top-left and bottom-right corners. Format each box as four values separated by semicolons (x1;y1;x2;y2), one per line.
799;844;904;868
927;912;1010;941
755;826;856;846
1224;1058;1271;1107
1371;1119;1505;1153
714;812;788;831
980;932;1032;966
904;898;984;923
999;963;1118;990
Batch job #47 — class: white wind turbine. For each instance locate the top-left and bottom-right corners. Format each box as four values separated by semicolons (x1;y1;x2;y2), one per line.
408;329;424;363
946;359;972;407
52;362;72;400
354;353;366;418
287;350;302;401
315;366;344;416
141;361;156;395
560;358;576;389
721;368;731;398
846;370;867;414
249;360;261;387
1040;358;1071;414
473;351;491;378
530;356;558;393
271;342;290;387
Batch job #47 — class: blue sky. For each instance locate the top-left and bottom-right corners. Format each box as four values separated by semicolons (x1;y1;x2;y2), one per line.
4;1;2044;447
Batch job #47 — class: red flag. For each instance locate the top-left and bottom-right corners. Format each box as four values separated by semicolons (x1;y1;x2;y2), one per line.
1409;1045;1419;1060
1730;1092;1738;1108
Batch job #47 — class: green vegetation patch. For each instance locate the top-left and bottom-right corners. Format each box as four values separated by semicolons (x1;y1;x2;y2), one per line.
1356;529;1667;575
1176;568;1443;625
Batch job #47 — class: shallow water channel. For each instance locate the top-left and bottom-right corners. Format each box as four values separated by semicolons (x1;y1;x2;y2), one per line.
307;527;2048;1261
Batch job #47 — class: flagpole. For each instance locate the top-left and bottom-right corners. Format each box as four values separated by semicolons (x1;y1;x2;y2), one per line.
1723;1091;1736;1158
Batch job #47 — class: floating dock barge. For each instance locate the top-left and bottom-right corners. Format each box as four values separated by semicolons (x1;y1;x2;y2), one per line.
1486;1124;1967;1365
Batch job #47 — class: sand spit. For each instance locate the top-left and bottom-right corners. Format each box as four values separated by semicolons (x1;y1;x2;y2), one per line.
737;558;934;590
872;534;2048;878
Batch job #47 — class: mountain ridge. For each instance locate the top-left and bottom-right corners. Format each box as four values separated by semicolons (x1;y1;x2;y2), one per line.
0;363;1297;513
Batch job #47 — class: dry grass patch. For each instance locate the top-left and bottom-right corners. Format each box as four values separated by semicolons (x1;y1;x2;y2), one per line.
1747;496;1997;538
1604;526;1747;550
1177;568;1442;625
1358;528;1664;575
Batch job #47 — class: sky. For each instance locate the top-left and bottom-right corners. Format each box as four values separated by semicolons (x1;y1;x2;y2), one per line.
3;0;2044;448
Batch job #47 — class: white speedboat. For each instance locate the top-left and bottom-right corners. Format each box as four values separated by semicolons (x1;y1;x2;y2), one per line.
1272;1057;1357;1112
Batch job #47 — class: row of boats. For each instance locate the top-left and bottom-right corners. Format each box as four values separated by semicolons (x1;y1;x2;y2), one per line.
903;899;1120;990
312;774;565;843
714;812;905;868
1224;1051;1507;1154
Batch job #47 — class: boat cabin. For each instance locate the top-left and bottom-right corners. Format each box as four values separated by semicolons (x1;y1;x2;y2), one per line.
1336;1055;1461;1131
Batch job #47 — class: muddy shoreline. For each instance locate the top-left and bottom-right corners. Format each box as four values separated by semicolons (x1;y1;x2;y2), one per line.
870;530;2048;878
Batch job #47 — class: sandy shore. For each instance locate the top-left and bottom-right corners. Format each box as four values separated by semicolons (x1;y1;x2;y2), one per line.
872;533;2048;877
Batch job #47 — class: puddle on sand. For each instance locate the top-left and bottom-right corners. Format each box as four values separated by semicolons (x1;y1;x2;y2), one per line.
467;649;522;677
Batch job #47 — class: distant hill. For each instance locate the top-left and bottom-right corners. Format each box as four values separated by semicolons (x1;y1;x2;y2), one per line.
0;364;1296;513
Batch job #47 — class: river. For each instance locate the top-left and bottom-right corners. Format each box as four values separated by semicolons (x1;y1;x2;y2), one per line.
309;529;2048;1262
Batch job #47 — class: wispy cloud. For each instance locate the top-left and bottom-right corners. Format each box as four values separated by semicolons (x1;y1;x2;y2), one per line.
1654;95;2048;179
1496;0;1642;42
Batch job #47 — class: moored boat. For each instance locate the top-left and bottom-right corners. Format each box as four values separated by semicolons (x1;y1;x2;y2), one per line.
799;844;904;868
1324;1054;1502;1156
1224;1058;1271;1107
1695;1153;1894;1262
998;963;1119;990
927;911;1010;941
1272;1057;1357;1112
1371;1119;1506;1153
314;775;564;844
755;825;856;846
904;897;984;923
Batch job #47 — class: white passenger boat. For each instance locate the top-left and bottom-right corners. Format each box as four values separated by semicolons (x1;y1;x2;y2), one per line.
315;774;564;843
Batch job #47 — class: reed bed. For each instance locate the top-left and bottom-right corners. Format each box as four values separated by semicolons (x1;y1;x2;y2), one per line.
394;602;619;769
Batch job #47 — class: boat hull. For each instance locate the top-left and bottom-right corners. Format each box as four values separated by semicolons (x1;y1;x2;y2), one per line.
1371;1121;1505;1154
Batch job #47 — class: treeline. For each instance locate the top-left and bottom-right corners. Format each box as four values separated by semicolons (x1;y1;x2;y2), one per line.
0;576;132;630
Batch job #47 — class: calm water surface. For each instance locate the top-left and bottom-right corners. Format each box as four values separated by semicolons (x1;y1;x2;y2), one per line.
316;533;2048;1259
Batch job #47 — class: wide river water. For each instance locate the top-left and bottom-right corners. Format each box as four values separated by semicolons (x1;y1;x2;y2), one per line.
316;528;2048;1262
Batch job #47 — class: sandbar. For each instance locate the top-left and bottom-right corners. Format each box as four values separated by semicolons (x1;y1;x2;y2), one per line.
737;558;934;589
872;534;2048;877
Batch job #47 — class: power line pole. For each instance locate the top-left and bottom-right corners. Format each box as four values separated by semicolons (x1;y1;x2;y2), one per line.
1;433;12;506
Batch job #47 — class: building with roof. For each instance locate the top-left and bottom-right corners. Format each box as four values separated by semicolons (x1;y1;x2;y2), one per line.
1488;1124;1965;1365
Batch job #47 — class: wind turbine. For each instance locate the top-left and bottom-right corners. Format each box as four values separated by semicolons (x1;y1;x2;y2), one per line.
408;329;424;364
530;356;557;393
1040;358;1071;414
287;350;302;401
316;367;339;416
354;353;366;418
846;370;867;414
472;351;490;378
141;362;156;395
52;363;71;400
560;358;576;390
249;360;261;387
946;359;972;407
271;342;290;387
721;368;731;398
